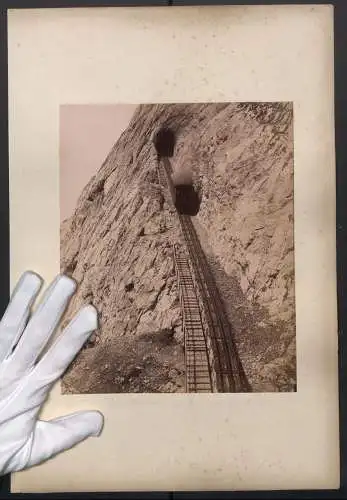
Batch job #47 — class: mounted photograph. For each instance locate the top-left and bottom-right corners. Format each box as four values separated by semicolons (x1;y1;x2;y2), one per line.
8;3;338;493
60;102;295;395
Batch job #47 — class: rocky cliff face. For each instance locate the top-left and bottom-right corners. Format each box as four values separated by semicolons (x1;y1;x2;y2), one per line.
60;102;295;394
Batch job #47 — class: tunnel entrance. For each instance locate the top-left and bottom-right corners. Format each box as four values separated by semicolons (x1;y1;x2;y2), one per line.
153;126;201;216
174;184;201;216
153;127;176;157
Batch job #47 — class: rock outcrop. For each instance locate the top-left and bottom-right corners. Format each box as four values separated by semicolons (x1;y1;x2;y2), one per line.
60;102;295;394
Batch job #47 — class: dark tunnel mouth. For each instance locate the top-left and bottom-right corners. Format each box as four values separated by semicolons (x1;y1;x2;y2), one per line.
153;126;201;215
174;184;201;216
153;127;176;158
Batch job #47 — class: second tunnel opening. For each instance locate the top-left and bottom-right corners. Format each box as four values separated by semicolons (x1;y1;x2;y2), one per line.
173;184;201;216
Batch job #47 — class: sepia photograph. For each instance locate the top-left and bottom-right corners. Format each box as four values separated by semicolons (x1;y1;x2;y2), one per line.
60;102;295;395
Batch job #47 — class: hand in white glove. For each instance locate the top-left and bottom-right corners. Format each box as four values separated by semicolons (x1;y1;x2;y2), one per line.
0;271;104;477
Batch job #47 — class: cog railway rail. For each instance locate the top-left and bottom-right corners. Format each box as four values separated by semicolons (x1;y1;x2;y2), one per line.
154;128;250;393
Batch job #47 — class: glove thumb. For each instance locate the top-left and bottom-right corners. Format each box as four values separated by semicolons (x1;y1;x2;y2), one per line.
25;410;104;470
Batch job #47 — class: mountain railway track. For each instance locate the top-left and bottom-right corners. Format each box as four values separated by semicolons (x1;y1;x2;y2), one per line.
173;246;213;393
178;213;250;392
156;148;250;393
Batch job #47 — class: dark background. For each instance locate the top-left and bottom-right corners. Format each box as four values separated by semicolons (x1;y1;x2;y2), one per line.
0;1;346;498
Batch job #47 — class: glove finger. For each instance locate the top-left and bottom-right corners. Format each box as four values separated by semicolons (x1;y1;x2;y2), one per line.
0;306;97;413
0;271;42;364
33;305;97;385
25;411;104;469
1;411;103;474
7;275;76;380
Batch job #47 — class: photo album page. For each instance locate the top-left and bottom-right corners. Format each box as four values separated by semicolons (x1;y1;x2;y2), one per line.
7;4;338;493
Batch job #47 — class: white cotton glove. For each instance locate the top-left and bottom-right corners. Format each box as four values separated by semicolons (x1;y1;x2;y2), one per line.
0;271;104;477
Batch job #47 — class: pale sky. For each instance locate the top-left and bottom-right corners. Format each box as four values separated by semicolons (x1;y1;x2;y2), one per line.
60;104;137;221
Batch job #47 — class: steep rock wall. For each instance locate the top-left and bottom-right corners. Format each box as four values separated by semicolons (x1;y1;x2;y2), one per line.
60;102;295;393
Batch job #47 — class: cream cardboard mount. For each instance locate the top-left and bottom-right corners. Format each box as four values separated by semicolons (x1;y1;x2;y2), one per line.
7;4;338;493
